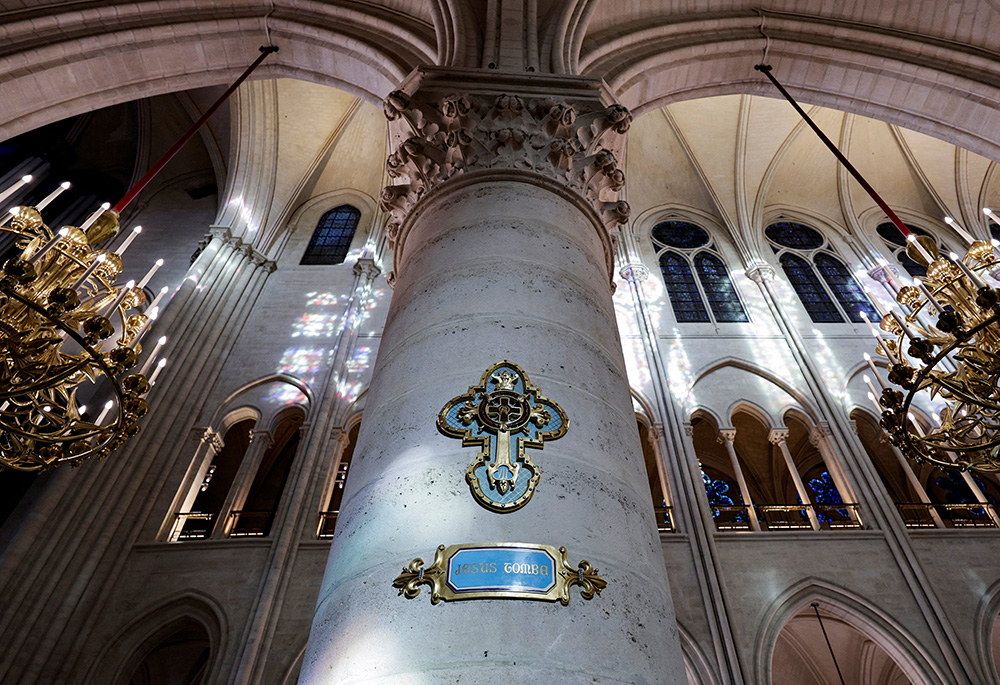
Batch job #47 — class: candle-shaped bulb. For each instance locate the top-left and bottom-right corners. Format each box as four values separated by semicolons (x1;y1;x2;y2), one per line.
950;251;987;288
80;202;111;232
21;175;31;183
985;207;992;215
97;400;114;424
906;233;934;263
136;258;163;290
35;182;72;211
0;175;33;206
945;216;975;245
148;357;167;385
139;336;167;375
147;285;170;312
114;225;142;256
28;227;69;264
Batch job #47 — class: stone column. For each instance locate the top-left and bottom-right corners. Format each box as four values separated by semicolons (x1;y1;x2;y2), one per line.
299;69;686;683
809;422;862;526
717;429;761;531
768;428;821;530
211;428;273;538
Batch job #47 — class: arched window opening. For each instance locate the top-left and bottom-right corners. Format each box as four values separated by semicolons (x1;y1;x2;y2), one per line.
771;603;915;685
174;418;255;541
228;413;304;537
876;222;947;278
300;204;361;266
766;222;878;323
800;466;849;523
689;414;753;530
926;468;1000;528
652;220;748;324
318;419;360;539
124;617;210;685
637;415;673;532
852;409;937;528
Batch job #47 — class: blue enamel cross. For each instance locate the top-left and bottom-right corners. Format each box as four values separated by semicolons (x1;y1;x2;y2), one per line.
438;361;569;512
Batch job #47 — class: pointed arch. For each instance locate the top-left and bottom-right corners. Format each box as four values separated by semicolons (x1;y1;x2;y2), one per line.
975;578;1000;684
687;357;819;426
757;578;949;685
678;622;720;685
82;590;227;685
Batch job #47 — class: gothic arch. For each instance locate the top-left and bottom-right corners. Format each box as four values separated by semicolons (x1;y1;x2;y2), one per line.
756;578;948;685
678;622;720;685
688;357;819;425
208;373;314;429
577;12;1000;162
82;590;227;685
975;578;1000;683
0;4;437;141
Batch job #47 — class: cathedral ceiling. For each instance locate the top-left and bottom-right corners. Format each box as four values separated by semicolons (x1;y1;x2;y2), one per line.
626;93;1000;262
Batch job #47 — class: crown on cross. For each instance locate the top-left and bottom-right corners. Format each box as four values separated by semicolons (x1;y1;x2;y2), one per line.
491;370;517;391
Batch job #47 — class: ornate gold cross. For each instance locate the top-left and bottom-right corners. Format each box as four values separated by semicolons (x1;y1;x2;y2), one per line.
438;361;569;512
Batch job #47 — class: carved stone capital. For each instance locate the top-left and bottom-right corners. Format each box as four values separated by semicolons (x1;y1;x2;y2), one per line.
353;256;382;280
682;422;695;438
379;70;632;272
809;422;832;447
619;263;649;283
201;427;224;453
249;429;274;449
767;428;790;446
717;429;737;445
868;264;899;284
746;262;777;284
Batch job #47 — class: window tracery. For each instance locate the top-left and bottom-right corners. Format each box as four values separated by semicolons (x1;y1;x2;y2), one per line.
766;221;877;323
651;220;748;323
301;204;361;266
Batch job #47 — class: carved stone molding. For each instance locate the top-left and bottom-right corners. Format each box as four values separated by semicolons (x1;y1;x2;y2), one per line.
619;263;649;283
379;69;632;280
200;427;224;453
717;429;737;445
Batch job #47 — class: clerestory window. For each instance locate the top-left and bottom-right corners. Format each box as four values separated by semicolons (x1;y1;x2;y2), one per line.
875;222;948;279
651;220;749;324
301;204;361;265
765;222;877;323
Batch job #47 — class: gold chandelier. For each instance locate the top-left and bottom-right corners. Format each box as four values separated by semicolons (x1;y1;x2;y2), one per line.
860;231;1000;473
0;45;278;472
756;64;1000;474
0;197;166;471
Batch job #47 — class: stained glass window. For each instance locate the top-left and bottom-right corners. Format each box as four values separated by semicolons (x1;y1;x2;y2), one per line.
694;253;750;323
651;221;748;324
990;222;1000;243
659;251;709;322
779;253;842;322
301;205;361;266
766;221;878;323
814;253;880;323
805;470;848;522
701;470;748;522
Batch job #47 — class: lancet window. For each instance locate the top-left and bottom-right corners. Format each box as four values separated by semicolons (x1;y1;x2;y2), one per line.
301;204;361;266
765;222;877;323
651;220;748;324
876;222;946;278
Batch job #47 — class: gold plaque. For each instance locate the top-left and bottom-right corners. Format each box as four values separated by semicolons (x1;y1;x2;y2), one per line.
393;542;606;605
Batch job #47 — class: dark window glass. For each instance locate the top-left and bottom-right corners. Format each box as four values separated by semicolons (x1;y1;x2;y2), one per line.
658;251;710;322
814;253;879;323
694;252;749;323
765;222;825;250
301;205;361;265
651;221;710;249
876;222;939;278
990;222;1000;243
779;253;843;323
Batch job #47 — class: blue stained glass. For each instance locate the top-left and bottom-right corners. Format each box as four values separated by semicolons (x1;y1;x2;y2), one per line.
702;471;748;522
779;253;844;323
799;471;848;522
301;205;361;266
814;253;879;323
694;252;749;322
766;222;825;250
933;471;997;506
876;222;931;247
659;251;710;322
652;221;710;249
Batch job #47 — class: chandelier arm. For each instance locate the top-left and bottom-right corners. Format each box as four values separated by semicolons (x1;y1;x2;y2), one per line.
0;288;127;448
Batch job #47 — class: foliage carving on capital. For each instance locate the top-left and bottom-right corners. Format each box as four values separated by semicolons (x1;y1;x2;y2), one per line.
379;88;633;248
